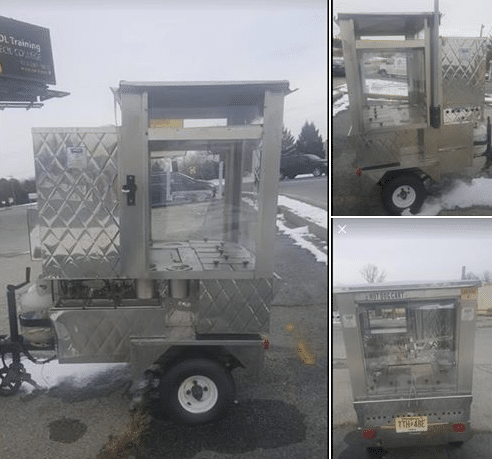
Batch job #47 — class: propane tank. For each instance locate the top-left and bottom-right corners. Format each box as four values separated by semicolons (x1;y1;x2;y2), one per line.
18;279;54;347
19;279;52;314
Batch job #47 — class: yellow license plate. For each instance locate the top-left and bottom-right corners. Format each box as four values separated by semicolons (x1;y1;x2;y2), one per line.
395;416;428;433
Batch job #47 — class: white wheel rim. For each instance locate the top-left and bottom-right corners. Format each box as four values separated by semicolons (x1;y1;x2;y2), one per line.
392;185;416;208
177;375;219;414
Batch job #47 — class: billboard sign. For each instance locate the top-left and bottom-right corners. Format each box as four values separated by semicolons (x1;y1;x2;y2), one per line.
0;16;56;85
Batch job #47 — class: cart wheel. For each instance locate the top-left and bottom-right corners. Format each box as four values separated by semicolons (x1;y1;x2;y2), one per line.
312;167;322;177
158;358;235;424
381;173;426;215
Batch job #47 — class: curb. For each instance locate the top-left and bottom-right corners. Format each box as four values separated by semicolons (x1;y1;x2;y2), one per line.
278;205;327;242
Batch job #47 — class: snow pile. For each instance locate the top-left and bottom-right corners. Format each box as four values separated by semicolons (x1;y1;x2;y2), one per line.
413;178;492;215
19;359;128;394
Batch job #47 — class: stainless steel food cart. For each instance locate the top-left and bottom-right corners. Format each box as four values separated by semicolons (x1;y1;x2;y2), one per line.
0;80;290;424
333;280;479;447
337;2;491;215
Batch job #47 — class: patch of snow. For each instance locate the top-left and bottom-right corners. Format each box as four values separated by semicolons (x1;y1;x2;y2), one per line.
276;216;327;265
333;84;347;93
333;94;350;116
414;178;492;216
245;193;327;263
19;359;128;394
365;78;408;97
278;195;327;229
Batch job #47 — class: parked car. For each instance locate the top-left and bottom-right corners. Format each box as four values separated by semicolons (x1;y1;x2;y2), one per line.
378;56;407;77
280;154;327;179
332;57;345;77
151;172;216;206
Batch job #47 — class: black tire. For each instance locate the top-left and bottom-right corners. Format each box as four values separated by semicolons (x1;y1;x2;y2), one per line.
158;358;235;424
312;167;322;177
379;69;387;76
288;174;297;179
381;173;426;215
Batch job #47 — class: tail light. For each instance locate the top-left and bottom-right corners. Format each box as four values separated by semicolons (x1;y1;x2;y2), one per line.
452;423;466;433
363;429;377;439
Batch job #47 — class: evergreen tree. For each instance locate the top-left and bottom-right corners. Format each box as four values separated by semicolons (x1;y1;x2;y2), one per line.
296;121;325;158
281;127;297;156
0;177;36;205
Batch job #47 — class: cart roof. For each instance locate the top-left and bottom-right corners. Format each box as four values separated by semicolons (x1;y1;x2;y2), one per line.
113;80;292;112
333;280;481;293
336;12;437;36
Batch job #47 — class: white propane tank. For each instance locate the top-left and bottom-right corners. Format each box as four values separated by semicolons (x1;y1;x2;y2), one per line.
19;280;54;347
19;279;52;313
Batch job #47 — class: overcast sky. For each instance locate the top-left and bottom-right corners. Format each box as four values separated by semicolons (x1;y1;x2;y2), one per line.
333;218;492;285
333;0;492;37
0;0;327;179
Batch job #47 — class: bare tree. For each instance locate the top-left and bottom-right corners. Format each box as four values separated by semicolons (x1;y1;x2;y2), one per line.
360;264;386;283
464;272;480;280
483;271;492;283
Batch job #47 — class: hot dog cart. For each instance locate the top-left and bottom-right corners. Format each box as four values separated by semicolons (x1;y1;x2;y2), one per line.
333;280;480;447
0;80;290;424
337;2;492;215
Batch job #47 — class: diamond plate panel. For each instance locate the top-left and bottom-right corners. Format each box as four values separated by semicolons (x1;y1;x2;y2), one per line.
441;37;487;124
350;130;416;168
52;308;169;361
198;278;272;333
33;128;120;278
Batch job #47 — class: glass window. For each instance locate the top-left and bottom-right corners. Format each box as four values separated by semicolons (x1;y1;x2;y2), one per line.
359;49;427;129
358;301;457;396
148;141;261;273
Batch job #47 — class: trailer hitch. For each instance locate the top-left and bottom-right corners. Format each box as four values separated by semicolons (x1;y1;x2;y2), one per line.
0;268;54;396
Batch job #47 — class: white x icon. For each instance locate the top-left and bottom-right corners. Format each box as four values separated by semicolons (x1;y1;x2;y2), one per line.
337;225;346;234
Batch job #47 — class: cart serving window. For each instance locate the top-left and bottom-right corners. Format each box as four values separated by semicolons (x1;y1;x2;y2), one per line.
358;299;457;396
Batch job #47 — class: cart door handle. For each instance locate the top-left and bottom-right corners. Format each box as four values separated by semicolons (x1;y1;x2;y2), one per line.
122;175;137;206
